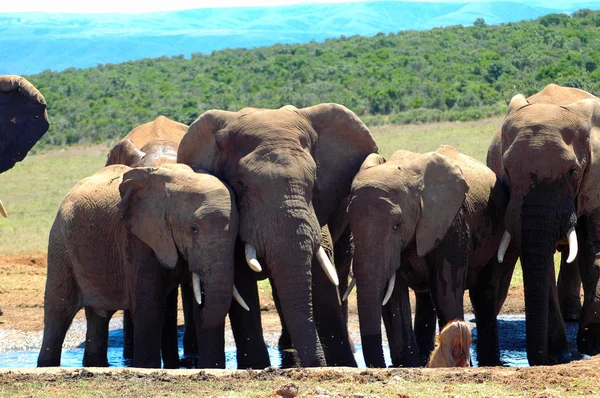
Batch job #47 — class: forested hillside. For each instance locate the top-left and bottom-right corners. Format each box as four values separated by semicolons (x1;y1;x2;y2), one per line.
27;9;600;148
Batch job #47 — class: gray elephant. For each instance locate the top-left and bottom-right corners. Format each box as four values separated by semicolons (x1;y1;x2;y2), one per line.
345;145;515;367
487;84;600;365
37;164;242;368
105;115;195;367
178;104;377;367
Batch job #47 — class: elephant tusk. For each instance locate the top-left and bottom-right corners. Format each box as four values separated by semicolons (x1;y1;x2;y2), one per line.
497;230;511;263
566;227;578;264
382;273;396;306
192;273;202;306
342;277;356;302
0;199;6;218
317;246;339;286
233;285;250;311
245;243;263;272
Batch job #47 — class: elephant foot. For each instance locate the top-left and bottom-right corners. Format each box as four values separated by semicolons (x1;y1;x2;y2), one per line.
180;354;198;369
563;312;579;322
279;348;301;369
278;330;293;351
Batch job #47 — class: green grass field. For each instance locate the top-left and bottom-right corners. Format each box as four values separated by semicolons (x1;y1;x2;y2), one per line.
0;116;534;287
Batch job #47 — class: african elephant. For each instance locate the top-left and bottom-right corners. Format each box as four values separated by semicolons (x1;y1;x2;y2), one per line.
346;145;515;368
37;164;241;368
0;75;50;317
0;75;50;217
105;115;196;367
178;104;377;367
487;83;600;365
106;115;186;168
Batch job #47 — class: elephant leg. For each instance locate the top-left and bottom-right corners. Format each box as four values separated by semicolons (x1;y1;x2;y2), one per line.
38;253;80;367
83;307;114;367
547;260;570;364
311;254;357;367
557;248;582;322
180;282;199;368
161;287;180;369
132;258;167;368
382;273;420;368
469;241;518;366
334;227;355;353
122;310;134;360
413;291;436;366
194;303;226;369
229;244;270;369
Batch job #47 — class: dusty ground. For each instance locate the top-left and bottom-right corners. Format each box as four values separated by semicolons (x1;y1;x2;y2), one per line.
2;254;599;397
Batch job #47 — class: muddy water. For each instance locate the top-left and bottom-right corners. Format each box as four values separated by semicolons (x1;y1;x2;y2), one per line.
0;315;583;368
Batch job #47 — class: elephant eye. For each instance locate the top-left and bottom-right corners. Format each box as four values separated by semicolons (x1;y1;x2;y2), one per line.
568;167;578;176
190;225;199;235
238;180;248;191
392;223;402;232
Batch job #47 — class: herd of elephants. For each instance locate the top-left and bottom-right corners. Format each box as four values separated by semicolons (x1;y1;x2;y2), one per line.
3;73;600;370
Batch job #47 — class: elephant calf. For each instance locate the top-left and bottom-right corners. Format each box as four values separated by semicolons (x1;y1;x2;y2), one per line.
38;164;242;368
346;144;515;367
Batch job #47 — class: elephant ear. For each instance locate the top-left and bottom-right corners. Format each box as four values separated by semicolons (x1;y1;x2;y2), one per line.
106;139;145;167
565;98;600;217
177;110;239;173
415;153;469;257
506;93;529;115
118;167;179;269
0;75;50;173
359;153;386;171
299;103;378;225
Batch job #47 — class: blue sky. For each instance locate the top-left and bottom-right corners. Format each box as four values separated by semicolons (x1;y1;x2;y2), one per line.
1;0;591;14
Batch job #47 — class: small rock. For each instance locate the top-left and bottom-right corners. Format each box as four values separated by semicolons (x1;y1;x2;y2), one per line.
276;383;299;397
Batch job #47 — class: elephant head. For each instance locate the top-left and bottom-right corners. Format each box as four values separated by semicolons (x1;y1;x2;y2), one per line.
106;116;187;167
0;75;50;217
488;83;600;364
118;164;240;328
346;149;469;367
178;104;377;366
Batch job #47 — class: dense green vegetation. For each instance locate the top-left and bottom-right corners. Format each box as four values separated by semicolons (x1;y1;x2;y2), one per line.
26;9;600;148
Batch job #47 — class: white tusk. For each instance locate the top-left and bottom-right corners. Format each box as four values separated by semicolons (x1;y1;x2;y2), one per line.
382;273;396;306
0;199;6;218
317;246;339;286
566;227;578;264
233;285;250;311
245;243;262;272
497;230;511;263
192;273;202;306
342;277;356;301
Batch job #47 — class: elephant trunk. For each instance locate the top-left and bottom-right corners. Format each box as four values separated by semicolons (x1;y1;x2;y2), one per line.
353;248;387;368
519;202;560;366
269;247;325;367
255;195;325;367
191;246;235;330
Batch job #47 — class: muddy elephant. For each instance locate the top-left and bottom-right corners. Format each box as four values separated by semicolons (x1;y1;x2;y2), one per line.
37;164;241;368
0;75;50;217
346;145;514;368
178;104;377;367
487;84;600;365
105;115;197;367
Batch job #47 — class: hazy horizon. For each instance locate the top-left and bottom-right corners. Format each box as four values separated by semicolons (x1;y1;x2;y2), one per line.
0;0;589;14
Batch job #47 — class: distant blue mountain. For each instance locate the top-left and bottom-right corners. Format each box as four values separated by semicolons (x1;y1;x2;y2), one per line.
1;1;598;75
